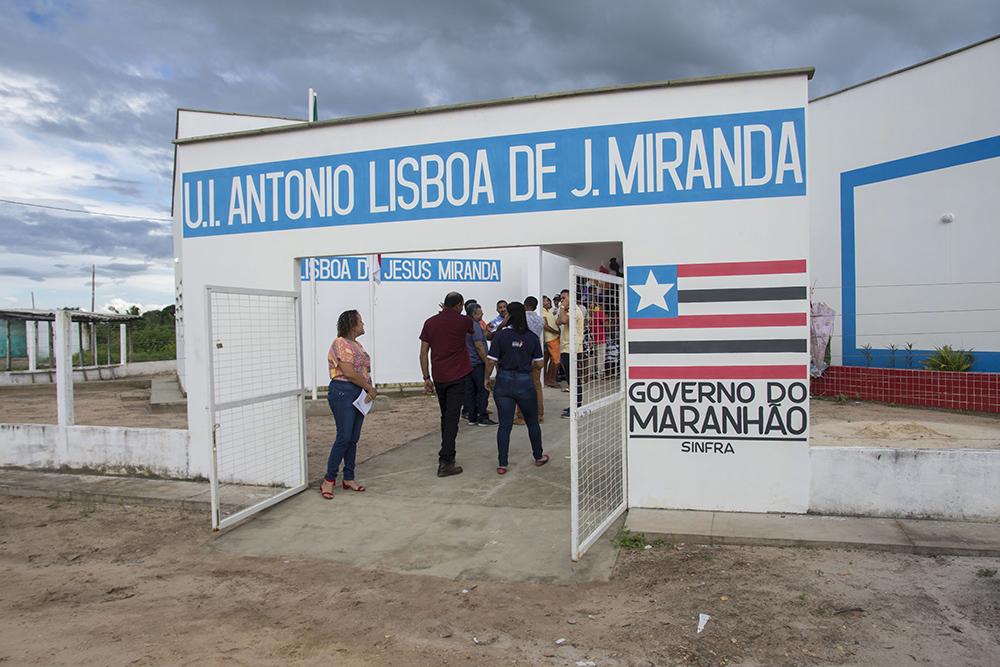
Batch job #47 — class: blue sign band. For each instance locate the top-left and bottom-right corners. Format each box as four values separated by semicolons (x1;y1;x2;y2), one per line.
302;256;501;282
183;107;806;238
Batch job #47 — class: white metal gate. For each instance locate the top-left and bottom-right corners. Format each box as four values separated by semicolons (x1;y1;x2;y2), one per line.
206;286;308;530
569;266;627;561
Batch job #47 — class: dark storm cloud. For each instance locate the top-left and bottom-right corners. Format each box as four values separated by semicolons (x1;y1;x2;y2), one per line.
0;0;997;300
92;174;145;199
0;266;48;282
0;206;171;260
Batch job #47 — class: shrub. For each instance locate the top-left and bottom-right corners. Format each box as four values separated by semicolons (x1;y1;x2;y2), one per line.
923;346;974;372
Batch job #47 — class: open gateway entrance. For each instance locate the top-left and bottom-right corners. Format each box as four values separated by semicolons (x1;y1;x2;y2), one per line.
205;242;626;564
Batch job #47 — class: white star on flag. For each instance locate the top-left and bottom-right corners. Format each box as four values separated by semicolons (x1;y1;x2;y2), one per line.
631;270;674;312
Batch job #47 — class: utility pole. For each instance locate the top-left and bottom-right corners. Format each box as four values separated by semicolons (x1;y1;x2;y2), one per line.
90;265;97;365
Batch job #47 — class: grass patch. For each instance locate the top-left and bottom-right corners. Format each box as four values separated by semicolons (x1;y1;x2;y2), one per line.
976;568;997;578
612;529;665;550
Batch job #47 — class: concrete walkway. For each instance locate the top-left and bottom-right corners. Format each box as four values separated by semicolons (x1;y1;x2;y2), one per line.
628;508;1000;557
211;388;622;584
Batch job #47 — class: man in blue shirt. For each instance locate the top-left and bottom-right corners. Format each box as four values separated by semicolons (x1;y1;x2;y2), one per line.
463;303;496;426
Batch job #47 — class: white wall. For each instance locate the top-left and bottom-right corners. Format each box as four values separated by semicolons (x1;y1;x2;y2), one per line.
173;109;307;392
175;73;812;509
808;37;1000;370
0;360;175;386
302;247;546;387
0;423;192;479
810;447;1000;521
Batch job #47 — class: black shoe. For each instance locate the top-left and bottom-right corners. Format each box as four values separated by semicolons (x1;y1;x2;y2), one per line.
437;462;464;477
561;408;570;419
467;419;478;426
476;418;498;426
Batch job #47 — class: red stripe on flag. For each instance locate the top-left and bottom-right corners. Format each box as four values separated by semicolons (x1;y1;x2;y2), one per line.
628;313;807;329
629;365;808;380
676;259;807;277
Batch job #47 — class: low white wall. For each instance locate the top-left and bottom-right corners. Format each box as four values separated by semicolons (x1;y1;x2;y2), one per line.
810;446;1000;521
0;423;195;479
0;360;176;386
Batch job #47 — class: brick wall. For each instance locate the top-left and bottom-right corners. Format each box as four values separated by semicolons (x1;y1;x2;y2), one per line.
811;366;1000;414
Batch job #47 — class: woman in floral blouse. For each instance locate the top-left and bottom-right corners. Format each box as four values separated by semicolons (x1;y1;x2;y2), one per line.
320;310;377;500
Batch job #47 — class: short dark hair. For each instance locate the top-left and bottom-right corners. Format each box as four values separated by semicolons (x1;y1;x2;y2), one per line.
466;303;481;317
560;289;569;296
337;310;361;338
524;296;538;310
496;300;507;307
443;292;464;308
464;299;478;309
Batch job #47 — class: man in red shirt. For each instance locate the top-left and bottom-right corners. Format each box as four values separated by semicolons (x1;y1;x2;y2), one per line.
419;292;473;477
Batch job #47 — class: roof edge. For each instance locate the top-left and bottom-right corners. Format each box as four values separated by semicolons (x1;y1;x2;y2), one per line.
176;107;306;122
810;32;1000;103
174;66;815;146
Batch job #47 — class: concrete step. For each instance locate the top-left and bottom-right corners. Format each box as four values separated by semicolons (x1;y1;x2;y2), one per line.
150;375;186;413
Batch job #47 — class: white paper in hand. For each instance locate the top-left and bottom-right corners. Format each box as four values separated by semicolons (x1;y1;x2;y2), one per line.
353;389;374;415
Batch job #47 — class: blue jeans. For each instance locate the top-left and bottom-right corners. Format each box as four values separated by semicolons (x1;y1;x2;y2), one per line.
494;370;543;467
464;363;488;422
325;380;365;481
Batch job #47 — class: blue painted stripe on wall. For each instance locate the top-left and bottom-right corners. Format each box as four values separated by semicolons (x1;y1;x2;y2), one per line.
839;134;1000;372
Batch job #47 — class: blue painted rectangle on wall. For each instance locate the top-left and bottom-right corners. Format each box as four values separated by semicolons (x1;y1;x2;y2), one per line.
183;107;806;238
839;134;1000;372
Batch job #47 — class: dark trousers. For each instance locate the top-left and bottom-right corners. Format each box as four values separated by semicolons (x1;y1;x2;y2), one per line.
435;374;468;463
561;352;583;407
494;370;543;467
325;380;365;481
463;364;489;422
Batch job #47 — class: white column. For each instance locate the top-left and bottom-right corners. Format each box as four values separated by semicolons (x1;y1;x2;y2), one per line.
119;323;127;366
26;321;37;371
54;310;75;426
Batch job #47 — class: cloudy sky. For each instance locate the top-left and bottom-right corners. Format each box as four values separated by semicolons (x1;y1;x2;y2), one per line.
1;0;997;313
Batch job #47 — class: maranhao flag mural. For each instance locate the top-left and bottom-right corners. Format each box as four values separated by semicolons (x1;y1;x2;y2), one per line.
625;259;808;380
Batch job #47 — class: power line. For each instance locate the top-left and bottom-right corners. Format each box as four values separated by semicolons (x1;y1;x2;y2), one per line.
0;198;172;222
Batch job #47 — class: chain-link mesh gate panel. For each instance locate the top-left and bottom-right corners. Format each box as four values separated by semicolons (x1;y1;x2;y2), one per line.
570;266;627;561
207;287;307;530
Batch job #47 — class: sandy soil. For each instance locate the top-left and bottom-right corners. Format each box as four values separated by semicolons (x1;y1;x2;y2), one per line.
1;495;998;666
811;398;1000;450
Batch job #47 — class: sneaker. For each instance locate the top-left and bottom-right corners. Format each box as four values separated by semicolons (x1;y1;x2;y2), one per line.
561;408;570;419
467;419;478;426
476;418;498;426
437;462;464;477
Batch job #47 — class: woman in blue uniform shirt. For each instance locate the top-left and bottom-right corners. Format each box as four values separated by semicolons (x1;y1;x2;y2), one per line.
484;301;550;474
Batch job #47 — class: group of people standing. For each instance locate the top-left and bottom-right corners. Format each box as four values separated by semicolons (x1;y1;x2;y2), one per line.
420;293;549;476
318;285;611;498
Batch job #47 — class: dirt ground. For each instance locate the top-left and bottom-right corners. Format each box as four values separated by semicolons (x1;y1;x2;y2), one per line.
0;379;442;482
3;378;998;455
811;398;1000;449
0;495;997;666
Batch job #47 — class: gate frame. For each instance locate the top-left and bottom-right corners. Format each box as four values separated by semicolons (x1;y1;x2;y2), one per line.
569;265;628;561
206;285;309;531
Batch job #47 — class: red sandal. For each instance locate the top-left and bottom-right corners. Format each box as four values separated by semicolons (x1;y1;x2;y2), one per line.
534;454;550;467
497;466;508;475
320;480;335;500
341;481;366;492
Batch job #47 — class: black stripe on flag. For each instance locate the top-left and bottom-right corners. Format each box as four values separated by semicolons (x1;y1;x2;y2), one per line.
629;339;807;354
678;286;807;303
